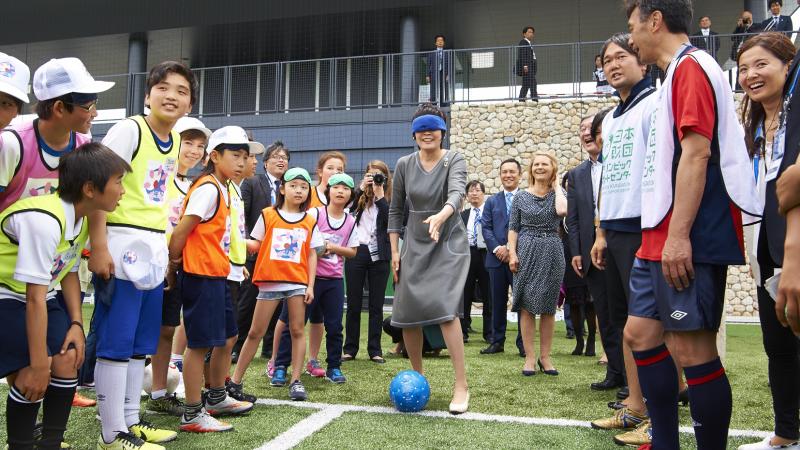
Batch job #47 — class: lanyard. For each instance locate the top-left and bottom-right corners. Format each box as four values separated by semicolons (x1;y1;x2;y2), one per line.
753;121;765;181
779;64;800;128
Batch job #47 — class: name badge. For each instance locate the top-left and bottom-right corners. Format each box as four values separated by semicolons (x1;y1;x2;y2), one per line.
766;127;786;182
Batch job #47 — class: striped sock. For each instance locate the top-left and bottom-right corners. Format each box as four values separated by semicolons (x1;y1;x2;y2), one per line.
6;384;42;448
633;344;679;450
684;358;731;450
41;376;79;448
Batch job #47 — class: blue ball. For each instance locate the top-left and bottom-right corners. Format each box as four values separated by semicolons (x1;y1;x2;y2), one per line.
389;370;431;412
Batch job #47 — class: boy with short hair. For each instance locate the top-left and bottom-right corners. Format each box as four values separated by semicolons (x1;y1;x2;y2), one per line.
0;52;30;129
0;143;130;450
0;57;112;211
89;61;197;450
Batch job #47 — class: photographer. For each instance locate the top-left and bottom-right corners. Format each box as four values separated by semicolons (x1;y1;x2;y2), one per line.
731;10;759;62
342;161;392;363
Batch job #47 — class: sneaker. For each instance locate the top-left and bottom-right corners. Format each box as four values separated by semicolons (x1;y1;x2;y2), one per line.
305;359;325;378
204;394;254;416
325;368;347;384
225;379;257;403
265;359;275;379
129;421;178;443
97;431;165;449
180;409;233;433
590;407;647;430
289;380;307;401
737;435;800;449
271;366;287;387
72;392;96;407
613;419;651;447
146;393;184;416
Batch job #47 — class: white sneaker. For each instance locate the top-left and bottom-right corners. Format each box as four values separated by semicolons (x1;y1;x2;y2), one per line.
205;394;253;416
738;435;800;450
180;410;233;433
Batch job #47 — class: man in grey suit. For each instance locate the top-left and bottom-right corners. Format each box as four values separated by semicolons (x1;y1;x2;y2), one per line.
566;114;625;393
233;141;290;361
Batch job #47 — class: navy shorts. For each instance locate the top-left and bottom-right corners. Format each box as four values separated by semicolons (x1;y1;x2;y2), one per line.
278;293;323;324
180;273;238;348
94;278;163;360
628;258;727;332
0;299;70;378
161;284;182;327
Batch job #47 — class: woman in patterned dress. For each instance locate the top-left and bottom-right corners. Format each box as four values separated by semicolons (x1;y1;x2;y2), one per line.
508;152;567;376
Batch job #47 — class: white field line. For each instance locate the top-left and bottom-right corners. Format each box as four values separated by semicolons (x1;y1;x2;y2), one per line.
255;398;771;448
255;405;345;450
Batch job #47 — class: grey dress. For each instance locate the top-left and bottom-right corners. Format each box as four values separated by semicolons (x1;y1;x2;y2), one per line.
388;150;470;327
510;190;565;315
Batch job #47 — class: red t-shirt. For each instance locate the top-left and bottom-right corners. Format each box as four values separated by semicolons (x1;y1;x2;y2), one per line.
637;56;715;261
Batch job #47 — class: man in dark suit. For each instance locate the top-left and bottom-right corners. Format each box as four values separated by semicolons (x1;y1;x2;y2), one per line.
233;141;289;361
566;116;625;392
690;16;720;61
480;159;524;356
516;26;538;102
461;180;492;343
427;34;451;106
730;10;759;62
761;0;794;34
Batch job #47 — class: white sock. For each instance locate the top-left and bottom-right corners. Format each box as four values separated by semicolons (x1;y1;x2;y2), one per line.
124;358;146;428
95;358;128;443
150;389;167;400
170;353;183;363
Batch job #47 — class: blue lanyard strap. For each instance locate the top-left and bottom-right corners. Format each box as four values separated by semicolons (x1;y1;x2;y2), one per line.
779;65;800;127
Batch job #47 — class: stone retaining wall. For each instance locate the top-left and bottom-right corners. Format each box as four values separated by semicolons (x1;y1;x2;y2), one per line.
450;99;757;317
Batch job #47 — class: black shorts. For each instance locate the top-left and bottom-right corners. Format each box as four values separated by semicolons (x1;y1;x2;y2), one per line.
0;298;70;378
161;285;182;327
628;258;727;332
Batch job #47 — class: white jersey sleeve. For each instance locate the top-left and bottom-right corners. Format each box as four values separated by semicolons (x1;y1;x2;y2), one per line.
4;211;61;286
0;130;22;191
101;119;139;164
182;184;220;221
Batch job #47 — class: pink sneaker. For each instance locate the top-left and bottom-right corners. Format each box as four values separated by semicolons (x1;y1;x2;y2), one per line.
305;359;325;378
265;359;275;379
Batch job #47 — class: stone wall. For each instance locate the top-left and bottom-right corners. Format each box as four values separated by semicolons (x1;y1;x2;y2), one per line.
450;99;758;317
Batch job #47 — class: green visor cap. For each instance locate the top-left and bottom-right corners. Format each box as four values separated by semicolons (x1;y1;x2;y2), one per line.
283;167;312;184
328;173;354;188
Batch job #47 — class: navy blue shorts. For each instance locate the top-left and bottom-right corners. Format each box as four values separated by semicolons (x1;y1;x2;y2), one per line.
161;284;182;327
94;278;163;360
628;258;727;332
180;273;238;348
0;299;70;378
278;292;323;324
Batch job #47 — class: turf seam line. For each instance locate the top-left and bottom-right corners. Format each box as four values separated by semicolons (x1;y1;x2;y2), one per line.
256;405;345;450
254;398;771;440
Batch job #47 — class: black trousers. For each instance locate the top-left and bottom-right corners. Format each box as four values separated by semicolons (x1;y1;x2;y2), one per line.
519;68;538;100
603;230;642;329
758;228;800;440
343;245;390;358
234;258;278;356
587;265;625;383
429;72;449;106
462;246;492;341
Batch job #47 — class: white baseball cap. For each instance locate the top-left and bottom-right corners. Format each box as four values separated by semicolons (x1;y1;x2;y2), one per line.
0;53;30;103
33;57;114;101
207;126;265;155
174;116;212;140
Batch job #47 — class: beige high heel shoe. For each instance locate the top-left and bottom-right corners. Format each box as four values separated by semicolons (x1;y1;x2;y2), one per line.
448;391;470;415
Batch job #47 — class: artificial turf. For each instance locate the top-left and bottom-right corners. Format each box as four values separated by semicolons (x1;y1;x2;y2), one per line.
0;307;774;449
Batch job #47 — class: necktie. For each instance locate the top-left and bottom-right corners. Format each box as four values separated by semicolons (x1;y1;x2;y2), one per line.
472;208;480;246
505;192;513;215
272;179;280;204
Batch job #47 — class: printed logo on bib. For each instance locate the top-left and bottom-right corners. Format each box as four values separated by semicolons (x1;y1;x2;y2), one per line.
222;216;231;254
321;232;343;262
49;243;80;286
270;227;308;263
232;195;246;240
143;158;176;204
641;109;658;194
22;177;58;200
602;127;636;193
167;196;183;231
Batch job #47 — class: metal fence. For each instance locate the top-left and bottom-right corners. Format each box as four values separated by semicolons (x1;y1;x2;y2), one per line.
91;31;799;118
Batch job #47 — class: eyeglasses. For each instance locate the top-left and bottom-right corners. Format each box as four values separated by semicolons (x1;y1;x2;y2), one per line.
66;100;99;112
269;154;289;162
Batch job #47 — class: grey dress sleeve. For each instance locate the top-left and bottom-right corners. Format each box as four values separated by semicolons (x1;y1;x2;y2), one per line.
509;192;522;232
388;156;407;233
444;151;466;213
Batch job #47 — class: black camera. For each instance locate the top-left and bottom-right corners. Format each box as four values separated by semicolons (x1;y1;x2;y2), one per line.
372;173;386;186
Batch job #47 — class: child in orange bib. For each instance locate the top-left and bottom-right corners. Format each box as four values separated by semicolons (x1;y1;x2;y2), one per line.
232;167;323;401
